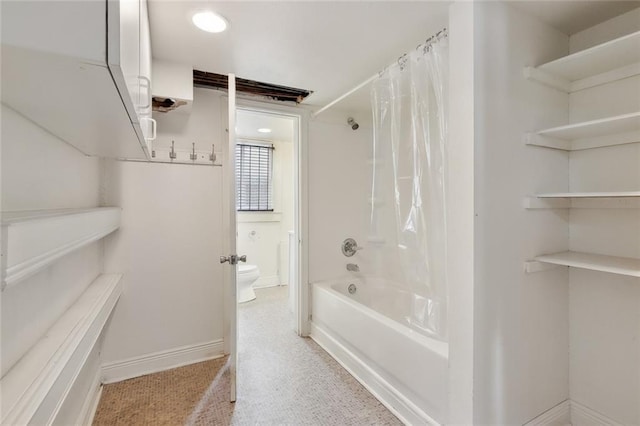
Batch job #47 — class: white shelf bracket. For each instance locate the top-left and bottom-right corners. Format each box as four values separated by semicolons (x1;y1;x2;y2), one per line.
523;133;572;150
524;260;562;274
523;197;570;209
524;66;571;93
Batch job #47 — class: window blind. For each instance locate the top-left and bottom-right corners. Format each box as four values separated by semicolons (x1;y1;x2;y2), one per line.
235;143;274;211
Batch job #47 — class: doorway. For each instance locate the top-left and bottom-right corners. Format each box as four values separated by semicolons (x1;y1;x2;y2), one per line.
234;107;300;330
222;96;309;401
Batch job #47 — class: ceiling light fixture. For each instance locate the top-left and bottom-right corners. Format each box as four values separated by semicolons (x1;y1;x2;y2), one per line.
258;128;272;133
192;11;228;33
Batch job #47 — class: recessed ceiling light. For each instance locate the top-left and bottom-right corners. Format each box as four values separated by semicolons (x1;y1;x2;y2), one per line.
258;128;272;133
192;11;228;33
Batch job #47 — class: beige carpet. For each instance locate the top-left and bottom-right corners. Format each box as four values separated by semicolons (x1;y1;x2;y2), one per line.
94;358;227;425
94;287;402;425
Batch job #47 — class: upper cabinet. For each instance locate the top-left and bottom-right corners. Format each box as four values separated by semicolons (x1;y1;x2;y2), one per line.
0;0;153;159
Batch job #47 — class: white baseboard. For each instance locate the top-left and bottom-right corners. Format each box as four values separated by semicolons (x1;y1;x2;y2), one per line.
571;400;623;426
101;340;225;384
254;275;280;288
525;400;571;426
310;322;439;426
524;399;624;426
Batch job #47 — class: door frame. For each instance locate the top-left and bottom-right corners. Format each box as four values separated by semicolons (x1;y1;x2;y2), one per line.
221;97;310;361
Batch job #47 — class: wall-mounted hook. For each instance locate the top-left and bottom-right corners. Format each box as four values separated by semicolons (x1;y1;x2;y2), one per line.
169;140;177;159
210;144;216;163
190;143;198;161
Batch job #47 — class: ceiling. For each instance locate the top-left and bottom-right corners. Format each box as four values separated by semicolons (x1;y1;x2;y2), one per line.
511;1;640;35
236;109;295;142
149;1;640;113
148;1;450;112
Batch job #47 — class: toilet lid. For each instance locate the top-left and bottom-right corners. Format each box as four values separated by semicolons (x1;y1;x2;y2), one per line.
238;264;258;274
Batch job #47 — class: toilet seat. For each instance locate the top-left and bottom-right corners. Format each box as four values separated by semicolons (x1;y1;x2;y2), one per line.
238;264;258;274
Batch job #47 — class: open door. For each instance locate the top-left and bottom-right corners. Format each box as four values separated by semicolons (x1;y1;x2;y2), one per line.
220;74;239;402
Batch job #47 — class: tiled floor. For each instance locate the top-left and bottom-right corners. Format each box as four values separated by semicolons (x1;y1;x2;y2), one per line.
94;286;402;425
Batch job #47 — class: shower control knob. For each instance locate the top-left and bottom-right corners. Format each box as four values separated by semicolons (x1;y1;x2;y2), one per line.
342;238;362;257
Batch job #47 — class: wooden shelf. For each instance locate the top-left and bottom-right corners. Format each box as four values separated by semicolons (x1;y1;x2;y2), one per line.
527;251;640;277
525;31;640;92
0;274;123;425
1;208;121;290
525;112;640;150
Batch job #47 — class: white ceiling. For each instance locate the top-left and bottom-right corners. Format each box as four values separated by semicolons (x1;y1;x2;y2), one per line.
511;1;640;35
236;109;295;142
149;1;640;113
149;1;450;112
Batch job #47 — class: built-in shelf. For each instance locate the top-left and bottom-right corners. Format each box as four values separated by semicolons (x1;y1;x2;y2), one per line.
1;207;121;290
536;191;640;198
524;30;640;92
0;273;122;425
525;251;640;277
524;196;640;209
525;112;640;150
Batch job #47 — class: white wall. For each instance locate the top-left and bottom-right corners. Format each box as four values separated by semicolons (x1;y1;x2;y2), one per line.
0;105;104;420
308;109;371;283
566;10;640;424
447;2;475;422
1;105;103;377
100;87;227;378
472;3;571;424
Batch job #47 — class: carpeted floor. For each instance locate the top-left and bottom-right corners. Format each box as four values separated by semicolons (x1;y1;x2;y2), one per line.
93;286;401;425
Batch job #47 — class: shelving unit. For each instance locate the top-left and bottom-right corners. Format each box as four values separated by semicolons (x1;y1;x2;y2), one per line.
524;112;640;150
525;30;640;92
1;208;121;290
0;274;123;425
526;251;640;278
524;28;640;279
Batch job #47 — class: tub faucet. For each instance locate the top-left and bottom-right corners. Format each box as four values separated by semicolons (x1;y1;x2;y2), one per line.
346;263;360;272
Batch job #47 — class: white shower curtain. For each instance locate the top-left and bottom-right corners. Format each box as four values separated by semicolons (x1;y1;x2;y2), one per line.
369;37;448;340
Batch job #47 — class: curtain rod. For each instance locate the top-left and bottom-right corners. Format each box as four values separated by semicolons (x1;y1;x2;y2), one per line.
312;27;447;118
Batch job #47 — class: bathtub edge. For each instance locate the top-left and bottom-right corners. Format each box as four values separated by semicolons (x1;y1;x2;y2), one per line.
309;321;441;426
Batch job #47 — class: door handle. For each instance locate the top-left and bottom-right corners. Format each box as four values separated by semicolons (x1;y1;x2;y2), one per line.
220;254;247;265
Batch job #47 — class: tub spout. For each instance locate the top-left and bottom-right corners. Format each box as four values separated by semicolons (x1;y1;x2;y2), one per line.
346;263;360;272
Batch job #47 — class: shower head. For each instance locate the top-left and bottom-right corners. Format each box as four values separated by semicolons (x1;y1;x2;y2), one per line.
347;117;359;130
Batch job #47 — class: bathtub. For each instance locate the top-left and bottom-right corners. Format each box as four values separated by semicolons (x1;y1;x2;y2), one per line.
310;278;448;425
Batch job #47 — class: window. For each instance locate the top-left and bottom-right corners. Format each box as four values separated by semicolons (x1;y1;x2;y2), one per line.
235;142;274;211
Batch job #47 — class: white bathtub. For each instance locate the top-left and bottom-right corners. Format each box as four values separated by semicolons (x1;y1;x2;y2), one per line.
310;278;448;425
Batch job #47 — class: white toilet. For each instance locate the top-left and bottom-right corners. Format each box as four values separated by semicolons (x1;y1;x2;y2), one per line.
237;264;259;303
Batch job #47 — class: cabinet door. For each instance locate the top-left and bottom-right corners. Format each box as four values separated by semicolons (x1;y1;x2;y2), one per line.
139;0;154;146
108;0;140;125
119;0;141;119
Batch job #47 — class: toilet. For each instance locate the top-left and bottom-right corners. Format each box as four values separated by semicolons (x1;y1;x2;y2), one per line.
237;264;259;303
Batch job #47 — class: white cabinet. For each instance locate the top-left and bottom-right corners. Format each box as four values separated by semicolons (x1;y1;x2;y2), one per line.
1;0;153;159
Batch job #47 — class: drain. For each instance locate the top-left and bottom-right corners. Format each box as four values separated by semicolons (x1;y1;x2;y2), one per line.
348;283;357;294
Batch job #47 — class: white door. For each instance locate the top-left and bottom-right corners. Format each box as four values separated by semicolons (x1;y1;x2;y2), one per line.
221;74;239;402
